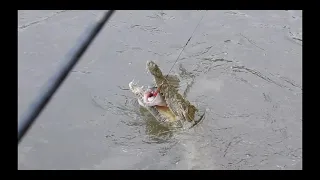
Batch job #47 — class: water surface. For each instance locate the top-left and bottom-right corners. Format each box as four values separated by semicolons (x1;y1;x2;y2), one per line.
18;10;302;170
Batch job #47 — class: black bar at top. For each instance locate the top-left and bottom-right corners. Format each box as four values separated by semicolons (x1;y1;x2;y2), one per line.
18;10;115;144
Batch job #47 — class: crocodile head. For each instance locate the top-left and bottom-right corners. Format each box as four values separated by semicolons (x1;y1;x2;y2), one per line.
130;61;204;128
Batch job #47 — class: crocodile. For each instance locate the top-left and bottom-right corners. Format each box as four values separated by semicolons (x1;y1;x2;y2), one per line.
129;61;204;128
146;61;198;122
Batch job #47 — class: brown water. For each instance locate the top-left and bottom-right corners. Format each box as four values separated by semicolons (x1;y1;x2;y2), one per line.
18;10;302;170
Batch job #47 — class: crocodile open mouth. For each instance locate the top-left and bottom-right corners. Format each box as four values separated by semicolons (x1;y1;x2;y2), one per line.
143;88;167;107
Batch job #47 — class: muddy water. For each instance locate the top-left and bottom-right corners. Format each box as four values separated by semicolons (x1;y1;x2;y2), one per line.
18;10;302;170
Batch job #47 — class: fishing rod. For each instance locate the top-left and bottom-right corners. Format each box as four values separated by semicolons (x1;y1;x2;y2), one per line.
18;10;115;144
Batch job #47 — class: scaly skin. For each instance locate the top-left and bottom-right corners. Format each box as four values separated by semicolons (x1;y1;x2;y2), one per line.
146;61;198;122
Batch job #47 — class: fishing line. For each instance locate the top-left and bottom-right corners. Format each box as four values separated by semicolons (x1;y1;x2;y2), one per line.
165;10;207;78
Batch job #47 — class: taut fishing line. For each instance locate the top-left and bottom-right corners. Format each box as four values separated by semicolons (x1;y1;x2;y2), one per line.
165;10;207;78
